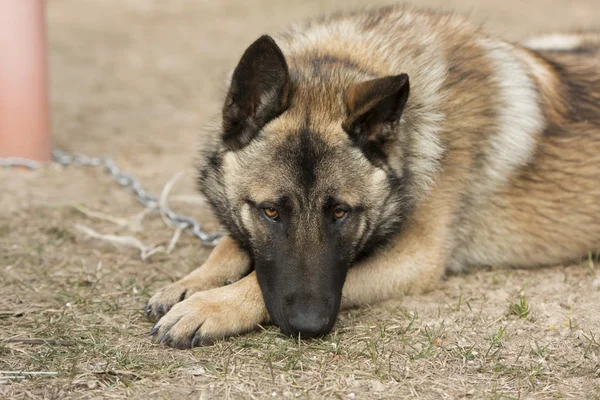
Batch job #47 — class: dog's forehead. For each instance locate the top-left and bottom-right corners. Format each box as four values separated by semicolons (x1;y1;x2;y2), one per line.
224;121;380;205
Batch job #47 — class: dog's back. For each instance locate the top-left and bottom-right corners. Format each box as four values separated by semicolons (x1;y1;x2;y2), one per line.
452;34;600;270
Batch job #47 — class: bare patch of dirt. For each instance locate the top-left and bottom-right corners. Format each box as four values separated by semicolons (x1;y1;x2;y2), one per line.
2;0;600;398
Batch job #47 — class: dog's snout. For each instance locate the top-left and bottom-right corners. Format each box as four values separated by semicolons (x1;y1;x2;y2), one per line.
282;294;334;337
287;312;331;337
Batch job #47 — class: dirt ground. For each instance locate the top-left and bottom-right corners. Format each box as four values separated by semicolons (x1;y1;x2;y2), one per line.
2;0;600;398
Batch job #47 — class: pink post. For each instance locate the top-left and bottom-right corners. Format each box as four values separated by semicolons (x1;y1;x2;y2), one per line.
0;0;51;162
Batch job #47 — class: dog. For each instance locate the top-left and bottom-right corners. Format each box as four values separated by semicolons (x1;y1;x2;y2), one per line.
145;4;600;348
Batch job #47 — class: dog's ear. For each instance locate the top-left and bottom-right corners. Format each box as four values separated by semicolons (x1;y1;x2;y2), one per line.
222;35;291;151
342;74;410;159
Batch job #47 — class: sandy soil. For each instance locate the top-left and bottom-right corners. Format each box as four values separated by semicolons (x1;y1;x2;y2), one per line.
1;0;600;398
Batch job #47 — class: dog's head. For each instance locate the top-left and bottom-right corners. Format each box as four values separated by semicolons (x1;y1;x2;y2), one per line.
199;35;417;337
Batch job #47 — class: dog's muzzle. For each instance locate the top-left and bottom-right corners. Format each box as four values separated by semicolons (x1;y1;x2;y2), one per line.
278;293;337;337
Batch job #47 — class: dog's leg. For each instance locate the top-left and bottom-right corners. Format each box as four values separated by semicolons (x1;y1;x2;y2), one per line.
341;236;446;310
150;271;269;348
341;200;451;309
145;236;251;321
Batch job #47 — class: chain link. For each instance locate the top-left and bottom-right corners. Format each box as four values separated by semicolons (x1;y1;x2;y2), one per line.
0;157;43;169
1;149;223;247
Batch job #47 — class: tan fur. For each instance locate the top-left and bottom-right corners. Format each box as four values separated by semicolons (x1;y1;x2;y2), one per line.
148;5;600;346
449;36;600;270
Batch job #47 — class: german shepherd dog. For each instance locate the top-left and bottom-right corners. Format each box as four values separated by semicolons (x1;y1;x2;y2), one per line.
146;5;600;348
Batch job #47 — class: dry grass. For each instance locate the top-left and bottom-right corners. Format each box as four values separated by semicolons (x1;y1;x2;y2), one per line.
2;200;600;399
2;0;600;398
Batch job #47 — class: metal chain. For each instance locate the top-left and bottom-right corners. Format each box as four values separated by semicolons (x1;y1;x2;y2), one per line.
1;149;223;247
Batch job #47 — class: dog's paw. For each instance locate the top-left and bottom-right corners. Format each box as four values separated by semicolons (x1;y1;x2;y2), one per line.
149;273;268;348
145;279;217;322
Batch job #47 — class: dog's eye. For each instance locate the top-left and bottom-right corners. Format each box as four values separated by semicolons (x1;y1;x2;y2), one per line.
263;207;279;220
333;208;347;220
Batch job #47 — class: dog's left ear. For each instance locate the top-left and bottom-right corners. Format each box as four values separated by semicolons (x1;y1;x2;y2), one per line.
222;35;291;151
342;74;409;158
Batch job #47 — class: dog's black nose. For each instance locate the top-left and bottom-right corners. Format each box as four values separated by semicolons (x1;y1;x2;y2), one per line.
287;313;331;337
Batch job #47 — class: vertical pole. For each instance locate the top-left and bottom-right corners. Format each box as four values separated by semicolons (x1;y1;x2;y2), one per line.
0;1;51;162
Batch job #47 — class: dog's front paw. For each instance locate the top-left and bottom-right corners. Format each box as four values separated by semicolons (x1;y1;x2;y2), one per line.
149;272;268;348
145;279;215;322
145;237;254;322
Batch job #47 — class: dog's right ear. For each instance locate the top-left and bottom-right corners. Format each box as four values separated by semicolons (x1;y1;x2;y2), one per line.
222;35;291;151
342;74;410;161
